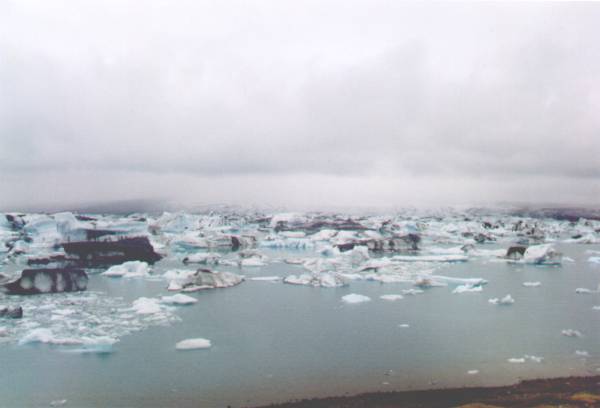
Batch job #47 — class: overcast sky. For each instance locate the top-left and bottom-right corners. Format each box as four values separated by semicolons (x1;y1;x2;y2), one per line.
0;1;599;211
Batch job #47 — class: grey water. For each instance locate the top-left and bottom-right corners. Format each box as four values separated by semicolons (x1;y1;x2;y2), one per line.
1;244;600;407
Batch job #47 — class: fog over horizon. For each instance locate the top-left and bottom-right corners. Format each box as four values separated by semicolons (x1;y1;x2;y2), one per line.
1;1;599;212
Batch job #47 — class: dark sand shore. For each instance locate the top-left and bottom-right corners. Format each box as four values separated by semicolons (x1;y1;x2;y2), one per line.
255;376;600;407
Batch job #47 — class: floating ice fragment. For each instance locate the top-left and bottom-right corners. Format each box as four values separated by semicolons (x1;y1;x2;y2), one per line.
380;294;404;301
398;324;410;328
467;370;479;375
562;329;582;337
453;284;482;294
392;254;468;262
524;355;543;363
402;289;424;296
575;350;589;357
102;261;150;278
523;244;562;265
489;295;514;305
523;281;541;287
508;358;525;363
160;294;198;305
49;399;67;407
131;297;162;314
341;294;371;304
175;338;211;350
250;276;281;281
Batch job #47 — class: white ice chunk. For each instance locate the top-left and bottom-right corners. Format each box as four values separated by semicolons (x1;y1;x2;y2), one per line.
341;294;371;304
467;370;479;375
250;276;281;281
575;350;589;357
489;294;514;305
175;338;211;350
160;294;198;305
102;261;150;278
508;358;525;363
380;294;404;301
392;254;468;262
523;244;562;265
562;329;582;337
523;281;541;287
453;284;483;294
131;297;163;314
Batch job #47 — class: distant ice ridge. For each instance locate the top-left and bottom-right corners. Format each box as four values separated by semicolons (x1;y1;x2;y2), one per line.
1;291;180;349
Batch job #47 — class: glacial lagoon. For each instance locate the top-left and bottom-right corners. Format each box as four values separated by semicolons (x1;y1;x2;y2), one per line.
0;212;599;407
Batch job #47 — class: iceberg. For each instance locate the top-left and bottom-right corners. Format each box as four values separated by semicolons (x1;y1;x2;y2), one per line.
131;297;163;314
392;254;468;262
489;294;514;305
160;294;198;305
341;294;371;304
284;272;347;288
522;244;562;265
561;329;582;337
452;284;483;294
102;261;150;278
182;253;221;265
175;338;211;350
380;294;404;301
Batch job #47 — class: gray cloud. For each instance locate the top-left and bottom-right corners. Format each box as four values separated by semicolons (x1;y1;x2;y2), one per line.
0;1;599;210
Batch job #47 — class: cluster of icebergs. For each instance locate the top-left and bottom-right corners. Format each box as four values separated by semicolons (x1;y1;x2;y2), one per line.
1;208;599;351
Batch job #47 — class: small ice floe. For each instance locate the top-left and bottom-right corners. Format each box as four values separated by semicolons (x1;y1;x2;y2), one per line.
467;370;479;375
398;323;410;328
593;306;600;310
182;253;221;265
402;288;424;296
284;273;346;288
453;284;483;294
575;287;597;294
341;294;371;304
175;338;211;350
523;281;541;287
489;295;514;305
588;256;600;264
131;297;163;314
562;329;582;338
49;399;67;407
575;350;590;357
522;244;562;265
392;254;468;262
431;276;487;287
19;328;80;346
508;358;526;363
160;294;198;305
102;261;150;278
283;258;305;265
507;355;543;364
180;270;244;291
524;355;544;363
250;276;281;282
380;294;404;301
563;256;575;263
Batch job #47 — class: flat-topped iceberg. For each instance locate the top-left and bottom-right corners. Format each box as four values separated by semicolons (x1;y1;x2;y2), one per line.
284;272;347;288
102;261;150;278
341;294;371;304
175;338;211;350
